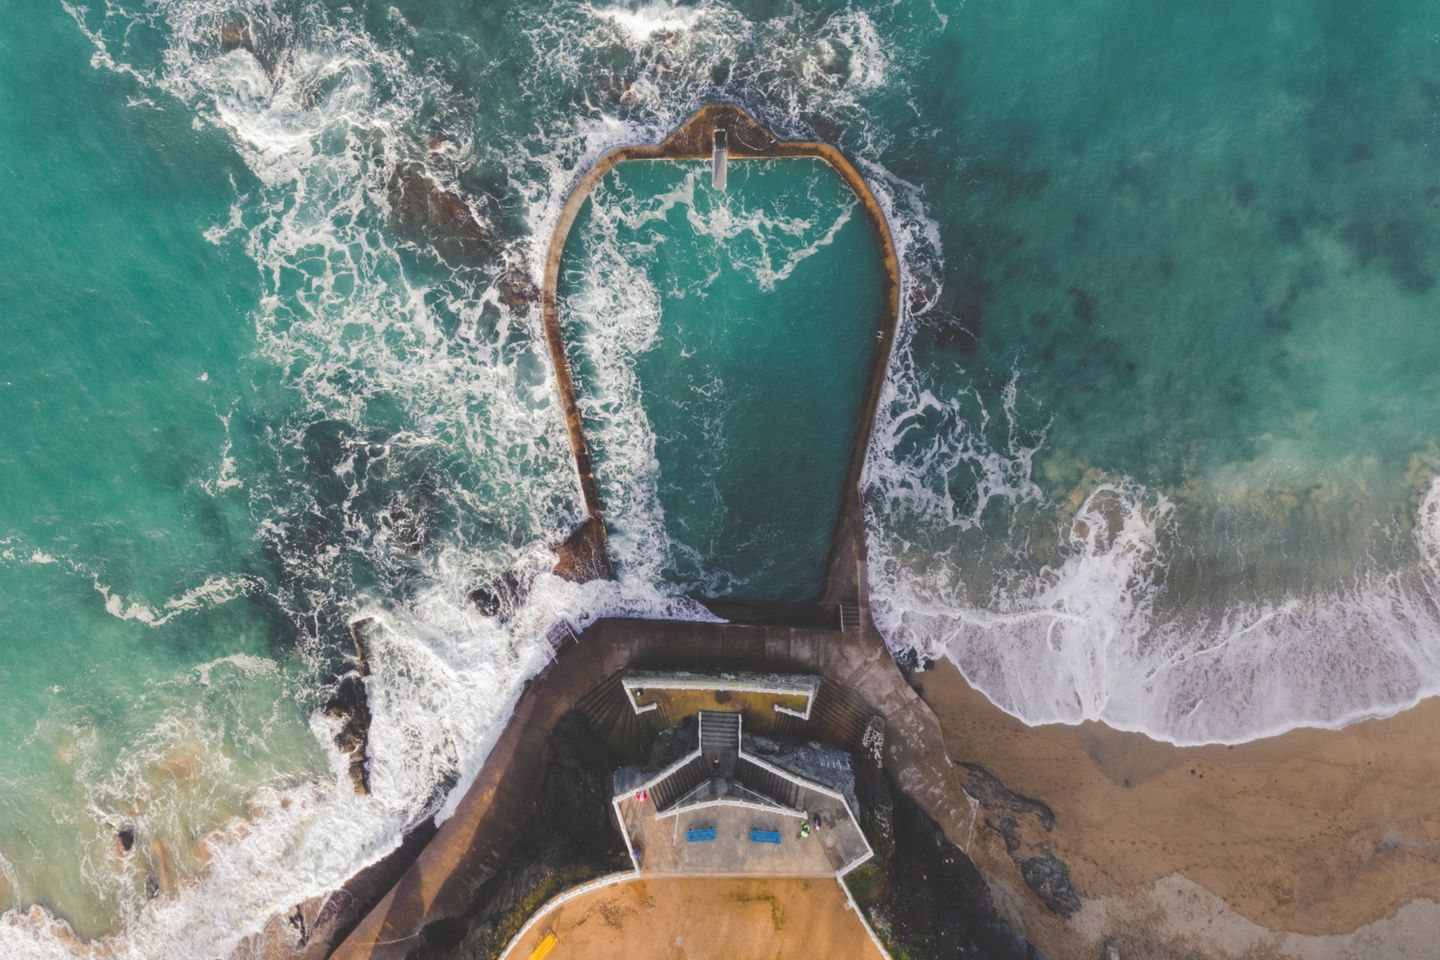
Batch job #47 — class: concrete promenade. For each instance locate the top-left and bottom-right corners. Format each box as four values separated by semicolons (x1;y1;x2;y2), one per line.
538;104;903;609
329;617;979;958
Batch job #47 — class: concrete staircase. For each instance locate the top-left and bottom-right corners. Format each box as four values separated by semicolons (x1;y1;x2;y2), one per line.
651;757;707;811
699;711;740;778
735;758;801;811
574;670;668;763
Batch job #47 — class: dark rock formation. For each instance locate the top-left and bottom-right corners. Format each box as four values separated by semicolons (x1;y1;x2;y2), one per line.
913;276;993;357
806;112;845;143
848;764;1044;960
468;571;527;622
536;714;622;854
957;761;1082;917
1019;852;1082;917
218;17;281;76
386;162;491;264
219;20;254;54
323;619;374;794
382;486;433;555
496;265;540;314
551;516;613;583
117;824;135;853
957;762;1056;831
639;718;697;774
415;712;629;960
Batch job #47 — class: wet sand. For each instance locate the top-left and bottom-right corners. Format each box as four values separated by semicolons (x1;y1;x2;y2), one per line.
500;877;880;960
919;659;1440;958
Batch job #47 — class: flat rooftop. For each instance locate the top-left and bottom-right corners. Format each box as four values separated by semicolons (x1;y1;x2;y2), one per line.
500;876;883;960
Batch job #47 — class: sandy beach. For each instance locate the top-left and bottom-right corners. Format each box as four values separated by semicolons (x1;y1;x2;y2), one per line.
918;659;1440;958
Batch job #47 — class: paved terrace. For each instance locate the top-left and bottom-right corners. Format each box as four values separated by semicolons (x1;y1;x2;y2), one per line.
618;785;867;877
499;877;885;960
329;617;982;959
625;803;831;876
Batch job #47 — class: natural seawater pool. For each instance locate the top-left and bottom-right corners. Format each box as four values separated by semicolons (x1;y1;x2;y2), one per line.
559;158;885;604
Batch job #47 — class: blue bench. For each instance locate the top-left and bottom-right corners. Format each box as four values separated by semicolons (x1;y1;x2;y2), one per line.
686;827;717;843
749;829;781;845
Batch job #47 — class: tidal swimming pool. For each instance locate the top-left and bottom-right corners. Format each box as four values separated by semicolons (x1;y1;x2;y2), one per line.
558;157;886;604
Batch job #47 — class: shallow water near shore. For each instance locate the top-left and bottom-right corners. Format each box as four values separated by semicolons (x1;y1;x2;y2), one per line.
1;0;1439;953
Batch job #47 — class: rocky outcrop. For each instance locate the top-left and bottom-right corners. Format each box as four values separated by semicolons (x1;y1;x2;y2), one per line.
957;761;1082;917
496;264;540;314
848;766;1045;960
385;163;491;264
1019;853;1081;918
323;619;374;794
218;17;280;76
468;571;528;622
219;20;254;55
551;516;613;583
414;712;629;960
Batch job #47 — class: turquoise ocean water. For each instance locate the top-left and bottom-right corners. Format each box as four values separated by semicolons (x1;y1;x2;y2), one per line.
1;0;1438;953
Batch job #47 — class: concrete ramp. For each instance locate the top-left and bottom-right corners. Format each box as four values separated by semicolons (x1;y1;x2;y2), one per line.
711;129;727;190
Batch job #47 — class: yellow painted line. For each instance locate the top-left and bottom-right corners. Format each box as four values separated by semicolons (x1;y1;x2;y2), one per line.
527;932;557;960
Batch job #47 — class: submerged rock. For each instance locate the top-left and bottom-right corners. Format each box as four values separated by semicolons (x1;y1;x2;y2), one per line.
322;619;374;794
806;112;845;143
386;162;491;264
383;486;434;555
495;265;540;313
468;571;528;622
116;824;135;854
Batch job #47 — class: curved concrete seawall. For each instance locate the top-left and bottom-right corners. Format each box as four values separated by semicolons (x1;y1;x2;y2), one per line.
540;104;903;608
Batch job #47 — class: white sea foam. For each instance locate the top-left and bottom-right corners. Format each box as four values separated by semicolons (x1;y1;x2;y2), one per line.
91;574;259;628
866;456;1440;743
41;0;1430;954
587;2;705;41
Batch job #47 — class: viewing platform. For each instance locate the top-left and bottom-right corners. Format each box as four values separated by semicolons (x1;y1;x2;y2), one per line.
612;688;873;879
